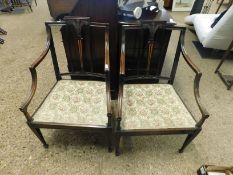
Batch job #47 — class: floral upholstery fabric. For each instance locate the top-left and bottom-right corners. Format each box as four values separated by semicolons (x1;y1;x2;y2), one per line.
121;84;196;130
33;80;108;126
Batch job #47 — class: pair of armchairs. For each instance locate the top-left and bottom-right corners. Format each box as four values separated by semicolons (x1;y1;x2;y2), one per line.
20;17;209;156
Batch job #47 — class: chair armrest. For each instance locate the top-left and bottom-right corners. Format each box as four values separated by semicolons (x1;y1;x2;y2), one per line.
104;26;111;114
180;29;209;127
19;32;51;121
30;31;51;69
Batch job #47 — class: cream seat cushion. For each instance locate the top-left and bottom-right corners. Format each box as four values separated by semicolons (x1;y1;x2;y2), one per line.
121;84;196;130
33;80;108;126
193;14;218;43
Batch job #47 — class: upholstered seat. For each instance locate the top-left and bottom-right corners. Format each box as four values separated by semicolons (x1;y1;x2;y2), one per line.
33;80;108;126
121;84;196;130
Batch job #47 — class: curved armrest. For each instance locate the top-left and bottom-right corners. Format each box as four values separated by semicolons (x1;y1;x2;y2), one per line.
30;32;51;69
180;29;209;127
19;32;51;121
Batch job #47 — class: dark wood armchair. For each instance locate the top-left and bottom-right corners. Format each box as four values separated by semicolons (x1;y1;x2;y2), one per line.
19;17;113;152
115;22;209;156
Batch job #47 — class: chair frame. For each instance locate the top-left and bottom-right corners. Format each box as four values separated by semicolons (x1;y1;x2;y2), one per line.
115;22;209;156
19;17;113;152
214;39;233;90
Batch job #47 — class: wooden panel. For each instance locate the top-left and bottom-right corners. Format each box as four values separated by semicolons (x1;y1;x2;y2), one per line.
47;0;79;19
164;0;173;9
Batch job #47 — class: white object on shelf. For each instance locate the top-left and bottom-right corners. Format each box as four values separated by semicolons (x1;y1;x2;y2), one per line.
133;7;143;19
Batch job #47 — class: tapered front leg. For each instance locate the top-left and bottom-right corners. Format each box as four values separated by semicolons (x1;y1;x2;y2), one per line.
27;123;48;148
115;134;121;156
179;129;201;153
108;131;113;153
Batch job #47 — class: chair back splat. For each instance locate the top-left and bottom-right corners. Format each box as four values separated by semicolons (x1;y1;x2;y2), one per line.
46;17;110;81
119;21;184;84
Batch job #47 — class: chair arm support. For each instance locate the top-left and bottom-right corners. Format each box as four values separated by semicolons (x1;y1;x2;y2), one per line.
19;68;37;121
180;30;210;127
31;32;51;69
193;74;210;127
19;32;51;121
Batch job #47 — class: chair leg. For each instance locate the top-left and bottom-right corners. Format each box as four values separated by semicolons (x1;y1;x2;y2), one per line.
215;40;233;73
35;0;37;6
179;129;201;153
108;132;113;153
25;0;33;12
27;123;48;148
115;134;121;156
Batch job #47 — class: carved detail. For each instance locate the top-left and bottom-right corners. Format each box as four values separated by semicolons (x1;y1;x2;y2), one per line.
63;16;90;38
146;41;155;74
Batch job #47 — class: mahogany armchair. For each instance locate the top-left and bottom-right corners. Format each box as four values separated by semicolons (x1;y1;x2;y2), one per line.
115;22;209;156
19;17;113;151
